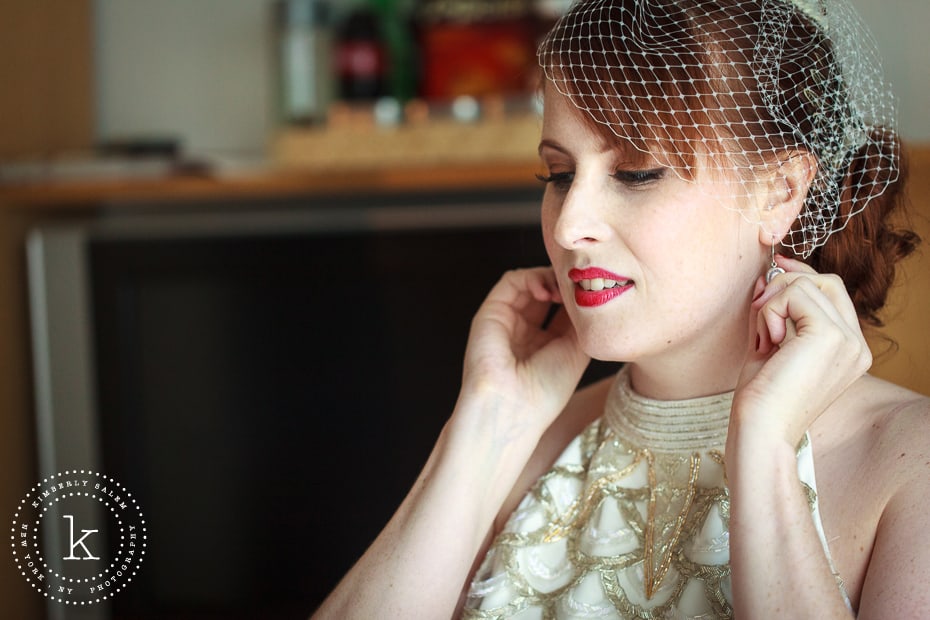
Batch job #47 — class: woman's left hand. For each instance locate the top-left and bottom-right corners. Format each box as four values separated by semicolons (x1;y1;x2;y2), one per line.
732;255;873;448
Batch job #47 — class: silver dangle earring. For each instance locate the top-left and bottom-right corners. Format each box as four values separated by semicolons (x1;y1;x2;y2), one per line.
765;236;785;283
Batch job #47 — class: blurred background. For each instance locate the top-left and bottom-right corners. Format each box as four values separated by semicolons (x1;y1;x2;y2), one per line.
0;1;928;619
2;0;928;165
2;0;578;170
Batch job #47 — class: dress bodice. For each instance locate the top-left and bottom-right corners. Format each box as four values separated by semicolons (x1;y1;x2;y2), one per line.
462;367;845;619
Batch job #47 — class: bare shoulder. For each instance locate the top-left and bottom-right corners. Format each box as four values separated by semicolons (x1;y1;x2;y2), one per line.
856;375;930;475
841;376;930;616
865;377;930;509
817;374;930;490
493;371;617;531
811;375;930;608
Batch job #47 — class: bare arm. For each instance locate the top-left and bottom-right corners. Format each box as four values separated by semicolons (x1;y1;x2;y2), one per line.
727;436;854;618
728;258;869;617
312;268;589;619
729;265;930;618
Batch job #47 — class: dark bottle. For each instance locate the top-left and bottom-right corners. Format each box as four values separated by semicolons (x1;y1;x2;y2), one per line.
370;0;419;103
335;8;386;101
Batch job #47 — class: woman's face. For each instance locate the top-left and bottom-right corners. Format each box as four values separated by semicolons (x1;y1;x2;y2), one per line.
539;85;768;375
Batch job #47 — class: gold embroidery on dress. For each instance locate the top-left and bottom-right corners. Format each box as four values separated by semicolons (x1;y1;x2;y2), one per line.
542;448;648;544
464;416;734;618
642;450;701;599
462;368;838;619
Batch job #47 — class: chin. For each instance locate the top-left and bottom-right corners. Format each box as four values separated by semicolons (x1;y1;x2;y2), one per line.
575;329;634;364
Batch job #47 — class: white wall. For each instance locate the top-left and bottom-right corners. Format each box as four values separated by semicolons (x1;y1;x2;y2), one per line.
94;0;280;158
93;0;930;158
848;0;930;145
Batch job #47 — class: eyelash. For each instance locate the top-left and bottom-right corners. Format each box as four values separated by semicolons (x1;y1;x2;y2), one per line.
535;168;664;191
535;171;574;191
613;168;664;185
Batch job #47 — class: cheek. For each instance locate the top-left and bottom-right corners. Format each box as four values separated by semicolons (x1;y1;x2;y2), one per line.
670;212;759;305
637;205;750;292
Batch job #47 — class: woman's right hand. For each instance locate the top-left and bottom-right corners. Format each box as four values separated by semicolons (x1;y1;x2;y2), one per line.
312;268;589;620
457;267;590;441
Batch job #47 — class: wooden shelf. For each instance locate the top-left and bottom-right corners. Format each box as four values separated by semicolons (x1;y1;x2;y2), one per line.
0;107;545;210
0;160;543;210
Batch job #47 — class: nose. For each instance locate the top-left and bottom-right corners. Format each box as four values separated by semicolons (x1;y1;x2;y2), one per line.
550;182;609;249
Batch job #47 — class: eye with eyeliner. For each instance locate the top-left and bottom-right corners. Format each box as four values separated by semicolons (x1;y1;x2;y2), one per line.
612;167;665;186
536;167;665;192
535;171;574;191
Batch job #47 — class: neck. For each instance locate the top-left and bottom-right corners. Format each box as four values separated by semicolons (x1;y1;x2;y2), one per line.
627;318;750;401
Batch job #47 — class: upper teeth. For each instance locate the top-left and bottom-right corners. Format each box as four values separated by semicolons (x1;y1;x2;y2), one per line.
579;278;626;291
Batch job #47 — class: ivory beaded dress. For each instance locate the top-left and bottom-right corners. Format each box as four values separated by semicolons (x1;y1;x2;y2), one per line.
462;366;846;619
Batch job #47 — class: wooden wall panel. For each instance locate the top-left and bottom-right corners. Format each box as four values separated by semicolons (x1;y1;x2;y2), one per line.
0;0;94;159
869;145;930;397
0;2;91;614
0;207;43;618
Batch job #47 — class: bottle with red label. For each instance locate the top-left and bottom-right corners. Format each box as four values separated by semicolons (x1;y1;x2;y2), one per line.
335;8;387;101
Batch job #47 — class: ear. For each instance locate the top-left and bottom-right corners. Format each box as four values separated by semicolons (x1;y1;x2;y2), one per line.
758;151;818;246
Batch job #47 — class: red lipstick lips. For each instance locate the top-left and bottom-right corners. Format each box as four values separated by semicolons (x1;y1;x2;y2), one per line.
568;267;634;307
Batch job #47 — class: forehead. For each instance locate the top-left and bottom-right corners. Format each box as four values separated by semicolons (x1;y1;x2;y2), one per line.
542;86;596;138
541;85;652;162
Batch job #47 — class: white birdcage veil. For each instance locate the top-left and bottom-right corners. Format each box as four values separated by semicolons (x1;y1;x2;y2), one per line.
538;0;898;257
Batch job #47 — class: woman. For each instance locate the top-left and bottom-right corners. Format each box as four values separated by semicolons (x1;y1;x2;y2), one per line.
314;0;929;617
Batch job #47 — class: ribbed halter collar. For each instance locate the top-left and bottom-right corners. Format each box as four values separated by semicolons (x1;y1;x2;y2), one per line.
604;366;734;453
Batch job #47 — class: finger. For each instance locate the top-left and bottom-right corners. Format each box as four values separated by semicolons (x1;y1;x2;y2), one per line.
535;306;590;375
800;273;859;330
774;253;817;275
757;255;857;320
750;260;813;354
519;269;564;327
756;271;859;333
524;267;561;303
489;267;556;300
545;304;574;337
775;258;857;320
758;279;857;349
471;273;550;339
747;275;769;352
753;256;806;308
752;274;805;354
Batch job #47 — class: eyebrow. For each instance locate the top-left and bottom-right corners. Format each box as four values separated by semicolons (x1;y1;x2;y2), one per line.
538;138;571;155
538;137;644;161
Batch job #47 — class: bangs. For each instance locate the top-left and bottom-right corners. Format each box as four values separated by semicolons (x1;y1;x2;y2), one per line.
537;0;793;177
